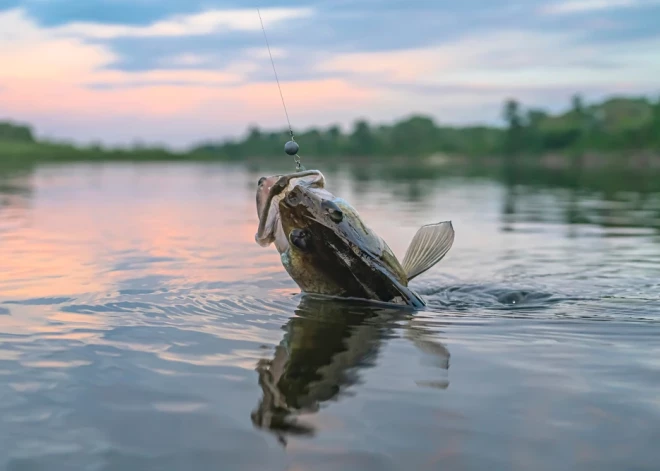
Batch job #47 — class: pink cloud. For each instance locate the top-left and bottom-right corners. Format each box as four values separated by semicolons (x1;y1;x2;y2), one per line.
1;6;659;147
0;78;377;146
0;9;377;145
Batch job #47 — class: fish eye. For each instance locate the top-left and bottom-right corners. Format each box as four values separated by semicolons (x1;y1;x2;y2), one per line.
322;200;343;223
289;228;310;251
257;177;266;186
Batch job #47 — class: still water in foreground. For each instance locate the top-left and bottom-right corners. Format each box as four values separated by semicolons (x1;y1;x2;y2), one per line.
1;161;659;470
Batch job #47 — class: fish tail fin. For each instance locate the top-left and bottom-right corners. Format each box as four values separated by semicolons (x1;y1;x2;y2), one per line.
401;221;455;281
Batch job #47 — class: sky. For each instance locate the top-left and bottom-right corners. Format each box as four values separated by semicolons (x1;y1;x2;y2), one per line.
0;0;659;149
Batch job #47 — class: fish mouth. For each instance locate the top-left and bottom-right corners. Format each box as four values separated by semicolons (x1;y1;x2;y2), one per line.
255;170;325;246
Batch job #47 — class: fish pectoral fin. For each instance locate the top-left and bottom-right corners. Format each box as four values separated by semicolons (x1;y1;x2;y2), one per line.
401;221;455;281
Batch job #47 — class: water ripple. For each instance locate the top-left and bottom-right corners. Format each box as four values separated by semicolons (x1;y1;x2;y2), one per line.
1;163;659;470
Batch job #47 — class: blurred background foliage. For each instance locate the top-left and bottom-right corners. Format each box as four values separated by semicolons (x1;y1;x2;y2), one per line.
1;94;659;167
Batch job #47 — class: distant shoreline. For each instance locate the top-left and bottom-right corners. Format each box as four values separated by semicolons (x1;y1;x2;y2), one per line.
1;141;659;172
2;93;659;170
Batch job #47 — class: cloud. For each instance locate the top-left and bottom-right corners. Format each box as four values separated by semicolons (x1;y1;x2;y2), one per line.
0;8;296;87
1;1;659;147
91;1;516;77
317;28;660;86
540;0;660;14
11;0;315;27
0;8;374;147
122;47;289;73
163;53;213;67
0;9;116;83
47;7;313;39
3;78;376;149
313;27;660;126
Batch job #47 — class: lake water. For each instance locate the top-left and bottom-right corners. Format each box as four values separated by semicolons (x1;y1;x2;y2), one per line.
1;161;659;470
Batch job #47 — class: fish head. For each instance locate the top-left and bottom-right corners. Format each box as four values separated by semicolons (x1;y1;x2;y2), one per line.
254;170;325;253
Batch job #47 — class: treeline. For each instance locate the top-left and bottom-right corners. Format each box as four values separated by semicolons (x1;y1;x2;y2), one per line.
0;120;200;165
195;94;660;160
502;95;660;156
0;122;35;143
1;94;659;164
194;118;503;159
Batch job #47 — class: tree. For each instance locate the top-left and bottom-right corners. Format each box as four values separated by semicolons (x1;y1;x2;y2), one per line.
651;95;660;148
524;109;548;152
348;120;377;156
571;94;584;116
526;109;548;128
0;121;35;142
503;99;522;130
390;115;438;157
502;99;524;154
247;125;262;141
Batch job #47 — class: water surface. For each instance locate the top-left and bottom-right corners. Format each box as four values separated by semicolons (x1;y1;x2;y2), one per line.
1;161;659;470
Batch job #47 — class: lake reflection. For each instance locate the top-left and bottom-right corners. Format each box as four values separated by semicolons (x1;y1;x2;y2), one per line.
0;161;659;471
251;295;450;445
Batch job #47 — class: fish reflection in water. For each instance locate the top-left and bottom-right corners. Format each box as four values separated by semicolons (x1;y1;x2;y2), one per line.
251;295;450;445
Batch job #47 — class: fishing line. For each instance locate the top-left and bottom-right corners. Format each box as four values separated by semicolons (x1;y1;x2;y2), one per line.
257;8;303;171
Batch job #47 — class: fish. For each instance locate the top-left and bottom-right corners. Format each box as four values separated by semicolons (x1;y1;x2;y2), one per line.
254;169;455;308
